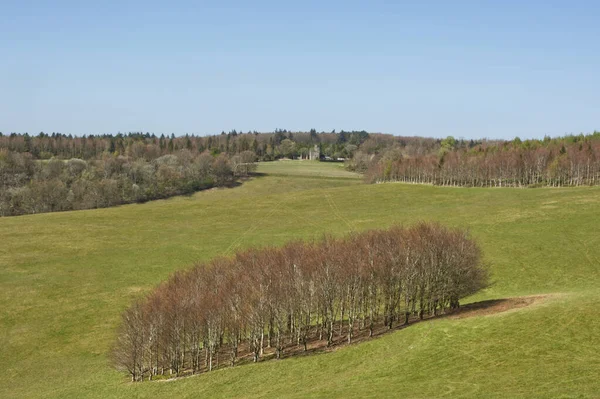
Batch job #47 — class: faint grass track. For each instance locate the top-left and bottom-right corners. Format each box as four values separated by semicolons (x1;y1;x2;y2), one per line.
223;198;330;255
324;191;355;231
562;231;600;270
224;200;284;255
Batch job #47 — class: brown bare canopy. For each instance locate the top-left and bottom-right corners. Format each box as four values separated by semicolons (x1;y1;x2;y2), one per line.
112;222;488;382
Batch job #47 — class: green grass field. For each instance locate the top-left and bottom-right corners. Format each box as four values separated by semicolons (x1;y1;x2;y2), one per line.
1;160;599;398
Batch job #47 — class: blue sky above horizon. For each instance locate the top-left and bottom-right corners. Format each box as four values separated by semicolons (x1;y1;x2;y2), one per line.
1;0;599;139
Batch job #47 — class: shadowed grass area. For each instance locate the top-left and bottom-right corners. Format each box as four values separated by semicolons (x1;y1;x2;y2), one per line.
0;160;599;398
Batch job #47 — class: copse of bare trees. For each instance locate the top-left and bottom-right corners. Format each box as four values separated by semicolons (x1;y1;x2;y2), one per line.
112;222;487;382
366;133;600;187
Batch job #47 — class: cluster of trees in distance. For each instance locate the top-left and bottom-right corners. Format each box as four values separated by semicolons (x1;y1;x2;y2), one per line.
0;129;377;162
1;129;465;164
0;149;256;216
112;222;488;382
0;129;450;216
365;132;600;187
3;129;598;216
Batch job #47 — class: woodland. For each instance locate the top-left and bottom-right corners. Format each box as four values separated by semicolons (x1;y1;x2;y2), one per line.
363;133;600;187
2;130;600;216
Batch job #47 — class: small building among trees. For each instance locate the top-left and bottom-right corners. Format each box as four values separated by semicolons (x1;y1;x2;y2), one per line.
309;145;320;160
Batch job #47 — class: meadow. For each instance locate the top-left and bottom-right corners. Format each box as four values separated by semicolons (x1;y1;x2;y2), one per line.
1;160;599;398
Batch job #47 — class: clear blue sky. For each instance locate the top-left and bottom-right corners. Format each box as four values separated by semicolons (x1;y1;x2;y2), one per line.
1;1;598;139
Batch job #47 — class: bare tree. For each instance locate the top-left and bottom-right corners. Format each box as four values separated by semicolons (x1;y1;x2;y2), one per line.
113;223;487;381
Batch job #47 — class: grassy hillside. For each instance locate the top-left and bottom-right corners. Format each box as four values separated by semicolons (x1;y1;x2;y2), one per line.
1;160;599;398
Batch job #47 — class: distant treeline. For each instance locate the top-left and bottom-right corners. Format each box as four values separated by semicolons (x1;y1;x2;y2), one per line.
112;222;487;382
0;129;467;162
363;133;600;187
0;149;256;216
0;129;375;161
1;129;457;216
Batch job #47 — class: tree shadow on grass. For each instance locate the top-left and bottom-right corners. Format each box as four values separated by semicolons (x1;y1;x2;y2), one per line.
153;296;544;381
253;296;542;362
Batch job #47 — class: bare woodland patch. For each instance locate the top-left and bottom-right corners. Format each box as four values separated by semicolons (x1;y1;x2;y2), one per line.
365;137;600;187
112;222;489;382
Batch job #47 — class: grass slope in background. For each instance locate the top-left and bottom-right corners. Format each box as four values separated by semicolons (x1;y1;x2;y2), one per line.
0;161;599;398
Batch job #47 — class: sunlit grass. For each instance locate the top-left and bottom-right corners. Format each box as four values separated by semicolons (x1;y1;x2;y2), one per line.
1;160;599;398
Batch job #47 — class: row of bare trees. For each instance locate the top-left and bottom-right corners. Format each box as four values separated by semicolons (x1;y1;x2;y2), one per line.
366;137;600;187
112;223;487;382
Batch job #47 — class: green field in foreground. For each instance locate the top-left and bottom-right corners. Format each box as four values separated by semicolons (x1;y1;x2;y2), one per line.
1;160;599;398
